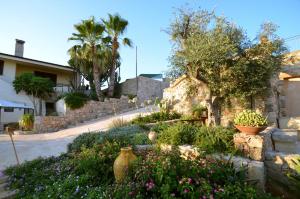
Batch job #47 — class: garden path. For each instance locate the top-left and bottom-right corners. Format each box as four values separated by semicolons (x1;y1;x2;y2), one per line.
0;106;156;170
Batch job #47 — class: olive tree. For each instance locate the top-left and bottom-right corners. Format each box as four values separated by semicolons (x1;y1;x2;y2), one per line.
168;8;286;125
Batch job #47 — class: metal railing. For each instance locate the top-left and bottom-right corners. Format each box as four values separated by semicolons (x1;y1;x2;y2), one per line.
53;84;73;94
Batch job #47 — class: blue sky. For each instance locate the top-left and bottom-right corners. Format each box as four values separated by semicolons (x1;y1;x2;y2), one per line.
0;0;299;82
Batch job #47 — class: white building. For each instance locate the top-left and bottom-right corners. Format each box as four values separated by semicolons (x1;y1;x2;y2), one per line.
0;39;79;132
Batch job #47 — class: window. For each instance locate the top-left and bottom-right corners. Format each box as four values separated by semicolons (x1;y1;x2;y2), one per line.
24;108;34;115
0;60;4;75
34;71;57;85
4;107;14;112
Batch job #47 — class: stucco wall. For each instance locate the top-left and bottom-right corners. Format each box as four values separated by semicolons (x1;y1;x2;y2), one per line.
1;60;16;82
0;107;24;123
15;64;73;85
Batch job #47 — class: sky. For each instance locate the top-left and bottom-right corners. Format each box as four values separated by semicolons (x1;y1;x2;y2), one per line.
0;0;300;82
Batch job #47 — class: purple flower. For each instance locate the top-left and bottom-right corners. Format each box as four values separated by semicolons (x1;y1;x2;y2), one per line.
188;178;193;184
184;188;189;193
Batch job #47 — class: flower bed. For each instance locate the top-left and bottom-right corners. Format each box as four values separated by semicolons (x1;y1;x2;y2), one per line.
4;123;275;198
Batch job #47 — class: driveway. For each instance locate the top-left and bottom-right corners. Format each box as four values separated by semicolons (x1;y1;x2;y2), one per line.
0;107;155;170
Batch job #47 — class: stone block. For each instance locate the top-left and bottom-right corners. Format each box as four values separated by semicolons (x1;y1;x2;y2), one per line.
248;161;265;191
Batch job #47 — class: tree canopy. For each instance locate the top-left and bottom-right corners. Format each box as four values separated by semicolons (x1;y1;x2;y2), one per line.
13;73;54;115
167;8;287;124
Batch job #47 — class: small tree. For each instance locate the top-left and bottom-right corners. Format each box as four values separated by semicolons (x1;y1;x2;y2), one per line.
13;73;54;116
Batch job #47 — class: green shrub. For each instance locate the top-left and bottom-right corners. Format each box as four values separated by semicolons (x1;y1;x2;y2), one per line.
131;111;181;125
4;122;20;131
194;126;235;153
157;123;236;153
157;123;198;145
19;114;34;131
67;125;150;153
64;92;88;110
234;110;268;127
191;104;206;118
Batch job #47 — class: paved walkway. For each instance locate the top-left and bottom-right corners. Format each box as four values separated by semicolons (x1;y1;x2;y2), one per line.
0;107;155;170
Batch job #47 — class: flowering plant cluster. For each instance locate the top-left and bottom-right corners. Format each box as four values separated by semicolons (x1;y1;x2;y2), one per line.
105;151;271;198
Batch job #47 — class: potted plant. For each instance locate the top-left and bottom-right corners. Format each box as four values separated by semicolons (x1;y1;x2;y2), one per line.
234;110;267;135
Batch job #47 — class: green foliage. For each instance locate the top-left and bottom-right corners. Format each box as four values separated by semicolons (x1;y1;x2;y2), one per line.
67;125;150;153
234;110;268;127
131;112;181;125
64;92;88;110
5;141;122;199
287;157;300;189
157;123;236;153
157;123;198;145
13;73;54;99
167;8;287;124
105;151;273;198
191;104;207;118
19;114;34;131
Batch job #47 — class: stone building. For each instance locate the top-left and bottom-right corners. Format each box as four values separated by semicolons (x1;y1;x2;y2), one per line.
163;50;300;128
119;75;170;102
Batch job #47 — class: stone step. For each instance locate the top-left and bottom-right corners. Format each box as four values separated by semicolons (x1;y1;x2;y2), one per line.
0;176;8;185
272;129;299;143
274;141;300;154
0;183;8;192
0;190;17;199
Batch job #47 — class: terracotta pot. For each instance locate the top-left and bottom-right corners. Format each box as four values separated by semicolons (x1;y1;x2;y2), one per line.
235;125;267;135
113;147;137;183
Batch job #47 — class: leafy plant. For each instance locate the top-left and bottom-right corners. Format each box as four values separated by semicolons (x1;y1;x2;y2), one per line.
157;123;236;153
157;123;198;145
131;111;181;125
64;92;88;110
105;151;272;198
67;125;150;153
234;110;268;127
191;104;207;118
19;114;34;131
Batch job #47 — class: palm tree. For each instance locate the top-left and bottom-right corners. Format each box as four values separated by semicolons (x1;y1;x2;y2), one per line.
69;17;105;101
102;14;132;97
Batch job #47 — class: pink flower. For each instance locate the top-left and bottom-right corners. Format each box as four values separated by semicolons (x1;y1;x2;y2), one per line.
184;188;189;193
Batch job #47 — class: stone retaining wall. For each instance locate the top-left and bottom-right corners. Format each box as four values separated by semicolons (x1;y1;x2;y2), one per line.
34;96;134;133
233;128;300;198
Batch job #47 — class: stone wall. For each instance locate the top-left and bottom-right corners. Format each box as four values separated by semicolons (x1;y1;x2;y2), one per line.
163;75;209;115
120;76;169;102
233;128;300;198
34;96;134;133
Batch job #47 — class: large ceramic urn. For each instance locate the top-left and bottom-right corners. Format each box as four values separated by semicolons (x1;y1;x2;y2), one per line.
113;147;137;183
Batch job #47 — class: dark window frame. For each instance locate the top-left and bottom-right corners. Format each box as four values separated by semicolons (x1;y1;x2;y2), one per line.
0;60;4;75
4;107;14;112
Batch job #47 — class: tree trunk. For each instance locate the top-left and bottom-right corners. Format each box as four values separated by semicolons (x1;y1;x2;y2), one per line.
108;38;118;97
206;91;216;126
92;46;103;101
38;99;42;116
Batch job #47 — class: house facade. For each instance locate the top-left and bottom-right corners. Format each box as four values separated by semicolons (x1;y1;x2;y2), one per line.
0;39;79;131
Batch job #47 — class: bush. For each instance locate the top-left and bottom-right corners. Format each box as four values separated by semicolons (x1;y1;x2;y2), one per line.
156;123;236;153
157;123;198;145
19;114;34;131
191;104;206;118
67;125;150;153
234;110;268;127
105;151;273;198
131;111;181;125
4;122;20;131
64;92;88;110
